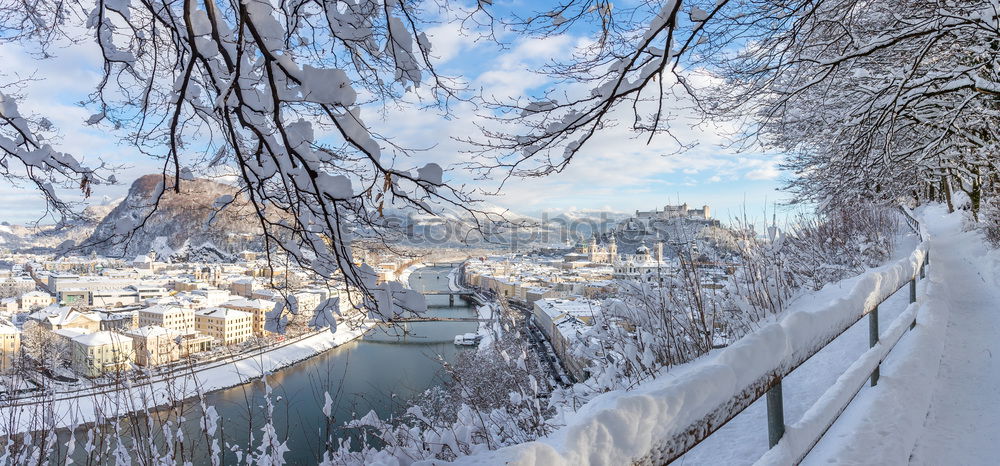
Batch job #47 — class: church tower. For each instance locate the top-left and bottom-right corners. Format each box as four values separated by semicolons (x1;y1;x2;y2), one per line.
609;235;618;264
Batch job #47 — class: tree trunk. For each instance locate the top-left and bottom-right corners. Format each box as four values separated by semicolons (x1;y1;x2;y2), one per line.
942;175;954;213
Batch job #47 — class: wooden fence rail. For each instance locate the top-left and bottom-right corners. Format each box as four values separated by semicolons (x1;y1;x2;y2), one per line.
635;206;929;464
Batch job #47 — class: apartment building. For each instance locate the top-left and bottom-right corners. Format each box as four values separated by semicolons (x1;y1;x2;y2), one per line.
41;308;102;332
195;308;253;346
220;298;275;338
229;278;258;298
89;286;169;307
0;324;19;370
19;291;55;310
138;304;195;334
70;331;135;378
126;326;181;366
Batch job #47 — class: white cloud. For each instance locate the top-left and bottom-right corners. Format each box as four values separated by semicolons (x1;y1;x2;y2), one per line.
0;12;789;226
743;159;782;180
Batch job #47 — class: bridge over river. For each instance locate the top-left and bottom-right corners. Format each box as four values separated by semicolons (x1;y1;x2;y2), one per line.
388;317;492;323
418;290;476;305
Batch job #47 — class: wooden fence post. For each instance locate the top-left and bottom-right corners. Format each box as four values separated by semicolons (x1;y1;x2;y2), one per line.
870;305;879;386
767;378;785;448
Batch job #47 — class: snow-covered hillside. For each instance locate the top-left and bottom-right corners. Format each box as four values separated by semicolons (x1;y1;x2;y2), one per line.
80;174;263;258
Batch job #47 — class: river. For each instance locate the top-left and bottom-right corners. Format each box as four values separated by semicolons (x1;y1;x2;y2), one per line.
57;264;478;464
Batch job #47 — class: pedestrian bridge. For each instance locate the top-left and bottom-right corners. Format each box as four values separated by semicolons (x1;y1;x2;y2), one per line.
419;290;475;305
388;317;492;323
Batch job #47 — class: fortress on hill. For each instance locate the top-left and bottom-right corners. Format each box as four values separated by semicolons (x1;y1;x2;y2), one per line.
580;202;721;262
634;203;711;220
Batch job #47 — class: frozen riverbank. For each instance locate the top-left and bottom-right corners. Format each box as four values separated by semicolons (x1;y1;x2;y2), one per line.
397;262;430;285
0;322;373;434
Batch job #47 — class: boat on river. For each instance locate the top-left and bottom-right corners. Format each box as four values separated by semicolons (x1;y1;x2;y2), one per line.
453;333;482;346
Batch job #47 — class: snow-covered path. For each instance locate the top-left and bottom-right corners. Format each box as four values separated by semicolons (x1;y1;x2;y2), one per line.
803;206;1000;465
908;210;1000;464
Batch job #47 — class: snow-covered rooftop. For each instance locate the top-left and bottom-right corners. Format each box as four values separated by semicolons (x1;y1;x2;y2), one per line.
126;325;180;338
196;307;252;320
72;331;132;347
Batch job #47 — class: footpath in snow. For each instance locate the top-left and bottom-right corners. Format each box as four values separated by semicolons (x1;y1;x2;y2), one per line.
803;205;1000;465
445;205;996;466
908;206;1000;464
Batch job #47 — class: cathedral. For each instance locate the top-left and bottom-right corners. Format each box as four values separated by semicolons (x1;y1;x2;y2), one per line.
582;235;666;265
586;235;618;263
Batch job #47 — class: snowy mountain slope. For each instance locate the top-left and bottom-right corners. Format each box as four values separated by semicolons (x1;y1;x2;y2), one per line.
0;200;121;251
81;174;263;258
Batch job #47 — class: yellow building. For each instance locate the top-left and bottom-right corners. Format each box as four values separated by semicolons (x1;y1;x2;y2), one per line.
138;304;195;334
19;291;55;311
0;324;20;370
41;308;102;333
177;333;214;357
70;331;134;378
126;326;181;366
195;308;253;346
220;298;275;338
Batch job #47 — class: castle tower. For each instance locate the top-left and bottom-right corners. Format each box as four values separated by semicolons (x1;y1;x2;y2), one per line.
702;205;711;219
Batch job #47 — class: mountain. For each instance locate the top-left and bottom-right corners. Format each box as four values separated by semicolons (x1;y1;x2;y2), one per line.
2;174;637;256
385;204;631;249
0;199;122;252
81;174;262;259
543;209;631;240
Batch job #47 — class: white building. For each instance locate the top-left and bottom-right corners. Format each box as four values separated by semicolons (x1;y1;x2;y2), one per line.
191;289;233;308
0;276;36;298
19;291;55;311
138;304;195;334
613;243;672;282
531;298;601;381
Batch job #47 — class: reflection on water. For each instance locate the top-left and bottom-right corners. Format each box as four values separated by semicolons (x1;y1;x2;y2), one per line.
58;265;477;464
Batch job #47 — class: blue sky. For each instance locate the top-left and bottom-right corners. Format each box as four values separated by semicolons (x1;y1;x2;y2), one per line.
0;2;790;226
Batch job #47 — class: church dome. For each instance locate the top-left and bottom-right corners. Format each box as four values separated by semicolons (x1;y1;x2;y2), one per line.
635;244;650;255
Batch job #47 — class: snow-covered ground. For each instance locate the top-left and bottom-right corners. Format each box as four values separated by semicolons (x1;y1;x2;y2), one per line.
474;301;502;352
453;221;928;465
397;262;430;285
448;266;462;292
0;322;373;434
803;205;1000;465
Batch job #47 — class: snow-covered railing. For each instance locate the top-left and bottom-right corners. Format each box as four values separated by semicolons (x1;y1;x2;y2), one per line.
457;213;930;465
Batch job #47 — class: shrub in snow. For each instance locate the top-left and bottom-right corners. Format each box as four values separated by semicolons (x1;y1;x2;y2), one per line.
981;197;1000;248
